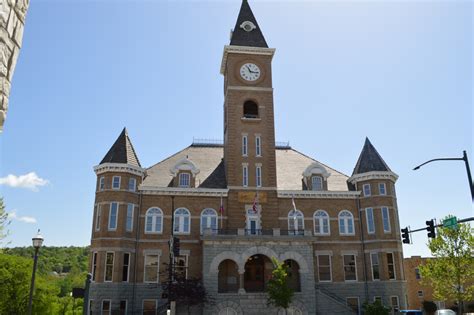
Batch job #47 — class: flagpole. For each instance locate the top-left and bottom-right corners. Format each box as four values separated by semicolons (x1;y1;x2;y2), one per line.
220;193;223;230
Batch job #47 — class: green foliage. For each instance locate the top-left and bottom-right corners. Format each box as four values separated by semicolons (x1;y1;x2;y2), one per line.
266;257;294;312
362;300;391;315
0;246;88;315
422;300;438;315
419;218;474;308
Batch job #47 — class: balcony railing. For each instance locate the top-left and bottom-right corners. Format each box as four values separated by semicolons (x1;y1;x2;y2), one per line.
203;228;312;237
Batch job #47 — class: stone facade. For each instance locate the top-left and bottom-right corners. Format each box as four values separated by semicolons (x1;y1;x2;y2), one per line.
87;1;407;314
0;0;29;131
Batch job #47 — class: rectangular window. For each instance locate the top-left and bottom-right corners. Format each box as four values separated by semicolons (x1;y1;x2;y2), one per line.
143;300;157;315
99;177;105;191
89;300;93;315
104;252;114;282
343;254;357;281
417;290;424;298
95;204;101;231
126;204;133;232
379;183;386;195
119;300;127;315
242;135;248;156
415;268;421;280
179;173;190;188
346;297;360;314
175;255;188;280
108;202;118;230
112;176;121;190
242;165;248;187
363;183;371;196
255;135;261;156
101;300;111;315
256;165;262;187
370;253;380;280
387;253;396;280
381;207;391;233
122;253;130;282
390;296;400;313
317;255;332;282
366;208;375;234
128;177;136;191
144;254;159;283
92;252;98;281
312;176;323;191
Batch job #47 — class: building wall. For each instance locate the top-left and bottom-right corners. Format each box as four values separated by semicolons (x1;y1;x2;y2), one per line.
0;0;29;131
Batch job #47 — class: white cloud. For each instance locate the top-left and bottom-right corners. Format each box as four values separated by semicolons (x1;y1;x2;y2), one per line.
8;210;37;224
0;172;49;191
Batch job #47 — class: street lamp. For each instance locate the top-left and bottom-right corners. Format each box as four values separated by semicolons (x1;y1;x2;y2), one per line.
27;229;44;315
413;150;474;203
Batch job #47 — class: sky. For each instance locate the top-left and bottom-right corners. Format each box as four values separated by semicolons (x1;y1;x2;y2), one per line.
0;0;472;258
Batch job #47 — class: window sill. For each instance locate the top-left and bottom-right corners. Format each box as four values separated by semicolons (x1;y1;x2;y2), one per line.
241;117;261;122
144;232;163;235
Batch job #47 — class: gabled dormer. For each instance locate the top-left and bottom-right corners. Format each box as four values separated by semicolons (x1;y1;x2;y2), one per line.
170;157;200;188
302;162;330;191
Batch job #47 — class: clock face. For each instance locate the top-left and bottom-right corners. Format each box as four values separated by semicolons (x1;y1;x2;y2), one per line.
240;63;261;81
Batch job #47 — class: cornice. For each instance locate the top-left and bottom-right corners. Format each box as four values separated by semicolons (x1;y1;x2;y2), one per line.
94;163;146;176
278;190;360;199
139;186;229;197
220;45;276;75
348;171;399;184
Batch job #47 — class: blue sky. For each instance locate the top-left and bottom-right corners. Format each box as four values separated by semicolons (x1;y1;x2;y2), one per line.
0;0;472;258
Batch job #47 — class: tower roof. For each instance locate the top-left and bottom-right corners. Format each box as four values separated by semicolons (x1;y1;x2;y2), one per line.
352;138;391;175
230;0;268;48
100;128;141;167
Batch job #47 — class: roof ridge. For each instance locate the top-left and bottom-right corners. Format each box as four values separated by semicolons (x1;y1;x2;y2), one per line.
288;147;350;178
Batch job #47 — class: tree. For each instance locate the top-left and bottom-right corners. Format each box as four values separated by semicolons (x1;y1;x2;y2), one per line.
419;218;474;315
162;278;212;313
362;300;391;315
266;257;294;315
0;198;10;248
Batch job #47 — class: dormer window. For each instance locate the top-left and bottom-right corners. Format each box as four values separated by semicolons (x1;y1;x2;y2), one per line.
243;101;258;118
302;162;330;191
179;173;191;188
170;157;200;188
311;176;323;191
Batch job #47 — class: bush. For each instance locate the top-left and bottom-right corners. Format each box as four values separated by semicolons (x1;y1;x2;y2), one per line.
422;301;437;315
362;300;391;315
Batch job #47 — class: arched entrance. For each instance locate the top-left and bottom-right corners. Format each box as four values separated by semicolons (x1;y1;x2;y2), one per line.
244;254;273;292
218;259;239;293
285;259;301;292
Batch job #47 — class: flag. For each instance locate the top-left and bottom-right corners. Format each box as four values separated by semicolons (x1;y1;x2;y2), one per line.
219;194;224;214
291;195;298;230
252;192;259;213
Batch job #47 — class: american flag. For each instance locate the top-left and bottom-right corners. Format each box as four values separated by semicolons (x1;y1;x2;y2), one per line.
252;192;259;213
219;194;224;214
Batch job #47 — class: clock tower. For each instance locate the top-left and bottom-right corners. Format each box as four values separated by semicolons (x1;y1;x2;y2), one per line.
221;0;277;190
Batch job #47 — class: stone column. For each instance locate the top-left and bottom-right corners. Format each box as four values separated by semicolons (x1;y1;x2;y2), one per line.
238;266;246;294
0;0;30;131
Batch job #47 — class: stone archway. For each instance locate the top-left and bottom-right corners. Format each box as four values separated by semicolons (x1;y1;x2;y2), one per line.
244;254;273;292
218;259;239;293
279;251;309;273
209;251;243;274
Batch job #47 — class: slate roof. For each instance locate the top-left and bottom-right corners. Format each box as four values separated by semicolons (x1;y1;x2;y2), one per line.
100;128;141;167
142;145;349;191
352;138;391;175
230;0;268;48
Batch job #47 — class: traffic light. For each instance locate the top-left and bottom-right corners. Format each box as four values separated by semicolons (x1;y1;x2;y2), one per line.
426;219;436;239
401;227;410;244
173;237;180;256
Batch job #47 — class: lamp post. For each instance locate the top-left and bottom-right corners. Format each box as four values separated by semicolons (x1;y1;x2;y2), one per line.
27;229;44;315
413;150;474;203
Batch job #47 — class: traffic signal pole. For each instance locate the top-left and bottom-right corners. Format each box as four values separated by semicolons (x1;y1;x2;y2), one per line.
401;217;474;243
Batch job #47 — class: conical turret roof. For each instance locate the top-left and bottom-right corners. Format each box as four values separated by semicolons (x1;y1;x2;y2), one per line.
100;128;141;167
230;0;268;48
352;138;391;175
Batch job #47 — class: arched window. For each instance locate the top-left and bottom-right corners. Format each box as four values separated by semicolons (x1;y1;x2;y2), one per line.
145;208;163;233
243;100;258;118
288;210;304;232
338;210;354;235
284;260;301;292
201;208;218;234
219;307;238;315
314;210;330;235
174;208;191;234
311;175;323;191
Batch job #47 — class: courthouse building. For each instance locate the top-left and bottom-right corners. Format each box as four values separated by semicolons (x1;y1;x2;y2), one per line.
88;1;407;314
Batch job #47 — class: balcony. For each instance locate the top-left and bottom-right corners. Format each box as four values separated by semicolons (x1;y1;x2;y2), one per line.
201;228;312;240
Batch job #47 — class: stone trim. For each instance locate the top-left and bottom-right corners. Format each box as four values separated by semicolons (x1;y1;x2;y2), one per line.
348;171;399;184
94;163;145;176
139;187;228;197
220;45;276;74
314;250;333;256
278;190;360;199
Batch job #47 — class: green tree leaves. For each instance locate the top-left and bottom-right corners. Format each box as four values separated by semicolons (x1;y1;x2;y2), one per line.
266;257;294;313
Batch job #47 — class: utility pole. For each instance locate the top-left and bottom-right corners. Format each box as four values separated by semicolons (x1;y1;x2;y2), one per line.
168;196;176;315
